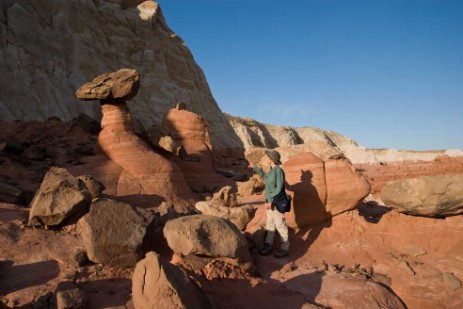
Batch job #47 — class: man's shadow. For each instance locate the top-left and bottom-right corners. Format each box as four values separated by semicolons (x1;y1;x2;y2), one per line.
286;170;332;249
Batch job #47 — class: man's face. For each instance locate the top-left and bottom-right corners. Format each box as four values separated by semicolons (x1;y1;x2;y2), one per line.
267;156;272;165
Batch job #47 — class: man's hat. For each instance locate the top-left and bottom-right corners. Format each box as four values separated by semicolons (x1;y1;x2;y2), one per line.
265;149;282;165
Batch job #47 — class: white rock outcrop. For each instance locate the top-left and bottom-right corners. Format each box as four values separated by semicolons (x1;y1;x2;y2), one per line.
0;0;241;150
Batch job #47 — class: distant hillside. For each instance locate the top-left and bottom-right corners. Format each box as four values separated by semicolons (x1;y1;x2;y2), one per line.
225;114;463;164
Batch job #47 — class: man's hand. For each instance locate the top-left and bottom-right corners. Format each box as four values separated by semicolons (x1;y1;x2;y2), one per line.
265;202;271;209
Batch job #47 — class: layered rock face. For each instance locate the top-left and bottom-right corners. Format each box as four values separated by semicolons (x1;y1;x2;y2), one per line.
226;114;463;164
356;155;463;195
0;0;241;150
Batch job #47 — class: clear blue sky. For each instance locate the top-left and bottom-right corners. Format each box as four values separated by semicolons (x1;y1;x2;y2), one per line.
158;0;463;151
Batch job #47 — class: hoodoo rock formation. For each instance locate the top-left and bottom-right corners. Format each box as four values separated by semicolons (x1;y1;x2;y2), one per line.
158;103;234;193
76;68;197;211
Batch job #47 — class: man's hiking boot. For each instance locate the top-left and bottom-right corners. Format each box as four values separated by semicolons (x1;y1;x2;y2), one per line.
259;243;272;256
274;249;289;258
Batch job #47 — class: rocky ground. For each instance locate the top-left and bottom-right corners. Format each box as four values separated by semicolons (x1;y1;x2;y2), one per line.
0;119;462;308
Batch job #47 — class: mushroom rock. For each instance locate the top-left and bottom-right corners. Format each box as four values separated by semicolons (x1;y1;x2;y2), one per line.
161;105;233;193
76;69;197;211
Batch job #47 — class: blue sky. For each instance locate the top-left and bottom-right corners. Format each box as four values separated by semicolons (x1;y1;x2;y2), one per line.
158;0;463;151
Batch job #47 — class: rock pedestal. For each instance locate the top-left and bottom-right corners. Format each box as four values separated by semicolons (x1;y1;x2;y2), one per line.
98;103;197;210
76;69;197;211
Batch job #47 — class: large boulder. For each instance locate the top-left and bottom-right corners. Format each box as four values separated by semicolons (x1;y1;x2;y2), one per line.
283;153;328;229
284;273;406;309
283;152;370;230
75;68;140;101
132;252;213;309
163;215;251;267
324;158;370;215
381;175;463;217
28;167;92;226
77;198;154;268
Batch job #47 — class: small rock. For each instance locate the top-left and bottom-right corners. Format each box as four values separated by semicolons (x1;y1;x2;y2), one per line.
77;175;105;198
0;181;22;203
23;145;46;160
33;292;52;309
402;245;427;257
442;272;462;291
176;101;187;110
53;282;88;309
4;139;23;154
74;249;89;267
318;260;328;271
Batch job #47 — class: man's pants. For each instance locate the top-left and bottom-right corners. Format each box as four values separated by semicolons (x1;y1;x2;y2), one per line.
264;208;289;250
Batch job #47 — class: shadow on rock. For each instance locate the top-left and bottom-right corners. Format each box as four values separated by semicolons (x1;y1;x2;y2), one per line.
77;278;131;309
282;271;327;307
201;277;313;309
105;193;164;209
357;200;392;224
0;260;60;296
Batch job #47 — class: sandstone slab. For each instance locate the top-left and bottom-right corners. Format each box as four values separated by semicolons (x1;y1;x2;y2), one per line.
381;175;463;217
75;68;140;102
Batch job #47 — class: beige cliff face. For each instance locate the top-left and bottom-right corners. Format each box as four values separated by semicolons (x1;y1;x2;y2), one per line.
0;0;241;150
226;114;463;163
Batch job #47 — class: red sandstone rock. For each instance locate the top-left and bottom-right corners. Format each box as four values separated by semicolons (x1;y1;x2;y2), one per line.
162;107;233;193
283;152;328;229
355;156;463;196
132;252;213;309
98;103;197;211
325;158;370;216
281;153;370;230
